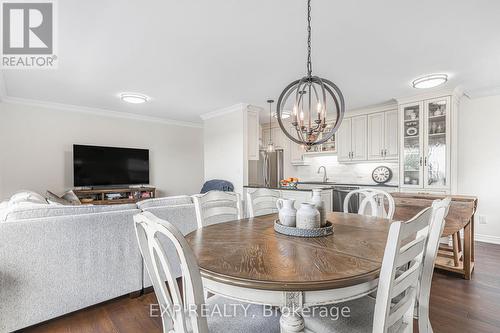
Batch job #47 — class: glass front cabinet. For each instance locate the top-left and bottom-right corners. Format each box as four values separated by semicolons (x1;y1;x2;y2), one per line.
399;96;452;192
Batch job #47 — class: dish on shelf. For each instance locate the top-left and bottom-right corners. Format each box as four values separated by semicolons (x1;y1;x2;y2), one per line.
406;127;418;136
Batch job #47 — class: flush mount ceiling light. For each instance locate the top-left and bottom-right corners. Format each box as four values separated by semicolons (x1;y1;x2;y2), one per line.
412;74;448;89
120;93;150;104
276;0;345;147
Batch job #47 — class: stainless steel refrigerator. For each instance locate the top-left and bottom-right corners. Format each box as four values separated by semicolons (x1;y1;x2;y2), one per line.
248;149;284;187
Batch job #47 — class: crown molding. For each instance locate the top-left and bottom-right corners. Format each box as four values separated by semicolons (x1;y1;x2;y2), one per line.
1;96;203;128
347;100;398;116
200;103;249;120
395;86;464;105
464;86;500;99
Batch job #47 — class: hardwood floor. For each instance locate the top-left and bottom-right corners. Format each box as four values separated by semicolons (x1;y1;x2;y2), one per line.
20;242;500;333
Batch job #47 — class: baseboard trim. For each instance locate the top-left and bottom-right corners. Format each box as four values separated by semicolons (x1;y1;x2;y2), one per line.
475;234;500;245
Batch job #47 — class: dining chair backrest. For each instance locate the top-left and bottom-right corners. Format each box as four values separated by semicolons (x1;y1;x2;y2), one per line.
192;191;242;228
417;197;452;333
344;189;395;219
134;211;209;333
246;188;281;217
372;206;433;333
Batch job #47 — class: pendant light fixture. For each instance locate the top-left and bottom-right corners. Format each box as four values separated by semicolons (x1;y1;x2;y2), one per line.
266;99;276;153
276;0;345;147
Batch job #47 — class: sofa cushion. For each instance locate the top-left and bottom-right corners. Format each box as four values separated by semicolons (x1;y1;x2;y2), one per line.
9;191;48;206
136;195;193;209
3;203;137;221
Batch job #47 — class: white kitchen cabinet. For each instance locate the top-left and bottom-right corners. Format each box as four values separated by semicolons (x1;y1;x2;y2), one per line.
385;110;399;159
337;116;367;162
272;127;286;149
399;95;454;192
367;110;399;160
247;109;260;160
367;112;385;160
351;116;367;161
337;117;352;162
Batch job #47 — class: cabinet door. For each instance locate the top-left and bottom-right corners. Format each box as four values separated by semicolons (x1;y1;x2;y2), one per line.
424;97;451;190
367;112;385;160
384;110;399;159
289;126;305;162
337;117;352;162
247;110;260;160
351;115;367;161
262;128;271;148
271;127;285;149
400;102;424;188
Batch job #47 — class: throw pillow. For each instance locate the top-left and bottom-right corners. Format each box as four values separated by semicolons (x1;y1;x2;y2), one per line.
62;190;81;205
45;190;71;205
8;190;48;206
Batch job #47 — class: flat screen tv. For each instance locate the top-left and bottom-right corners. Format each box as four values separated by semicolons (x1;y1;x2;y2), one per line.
73;145;149;187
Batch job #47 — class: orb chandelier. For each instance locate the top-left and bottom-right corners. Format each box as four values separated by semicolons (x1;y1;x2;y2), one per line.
276;0;345;147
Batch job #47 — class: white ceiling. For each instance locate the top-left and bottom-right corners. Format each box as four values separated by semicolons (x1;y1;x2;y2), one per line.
2;0;500;124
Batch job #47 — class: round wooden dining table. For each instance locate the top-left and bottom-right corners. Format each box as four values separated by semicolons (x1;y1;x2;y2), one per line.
185;211;392;333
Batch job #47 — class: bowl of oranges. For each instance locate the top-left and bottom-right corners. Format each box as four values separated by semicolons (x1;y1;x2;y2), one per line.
280;177;299;189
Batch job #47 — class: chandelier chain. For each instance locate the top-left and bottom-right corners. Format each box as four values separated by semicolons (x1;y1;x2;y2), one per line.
307;0;312;77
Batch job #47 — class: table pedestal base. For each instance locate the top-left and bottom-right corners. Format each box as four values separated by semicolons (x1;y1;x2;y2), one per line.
280;310;305;333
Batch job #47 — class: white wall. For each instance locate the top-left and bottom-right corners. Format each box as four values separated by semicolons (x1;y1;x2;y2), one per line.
458;94;500;243
203;105;246;194
0;101;204;200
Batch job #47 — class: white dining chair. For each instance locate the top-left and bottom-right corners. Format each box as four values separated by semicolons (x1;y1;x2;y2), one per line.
416;197;451;333
304;204;435;333
246;188;281;217
192;191;242;229
305;198;451;333
344;188;396;219
133;211;280;333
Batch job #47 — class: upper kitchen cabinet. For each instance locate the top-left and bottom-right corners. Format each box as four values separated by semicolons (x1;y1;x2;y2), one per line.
247;108;260;160
367;110;399;160
337;115;367;162
398;91;459;193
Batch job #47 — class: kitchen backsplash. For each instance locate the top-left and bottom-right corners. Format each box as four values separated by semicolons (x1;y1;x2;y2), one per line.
290;155;399;186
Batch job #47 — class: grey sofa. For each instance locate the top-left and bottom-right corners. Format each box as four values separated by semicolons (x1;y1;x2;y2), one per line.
0;195;199;333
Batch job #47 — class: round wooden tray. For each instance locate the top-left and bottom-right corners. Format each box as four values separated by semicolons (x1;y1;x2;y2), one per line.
274;220;334;238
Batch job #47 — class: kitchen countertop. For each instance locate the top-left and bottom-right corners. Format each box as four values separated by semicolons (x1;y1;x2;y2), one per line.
244;184;333;192
244;182;399;191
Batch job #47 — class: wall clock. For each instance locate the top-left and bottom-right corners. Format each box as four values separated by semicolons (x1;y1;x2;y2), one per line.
372;166;392;184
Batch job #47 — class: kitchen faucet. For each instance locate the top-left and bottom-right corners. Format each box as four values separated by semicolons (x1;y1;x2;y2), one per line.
317;166;328;183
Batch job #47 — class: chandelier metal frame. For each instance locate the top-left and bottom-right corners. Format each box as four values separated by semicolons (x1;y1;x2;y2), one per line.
276;0;345;147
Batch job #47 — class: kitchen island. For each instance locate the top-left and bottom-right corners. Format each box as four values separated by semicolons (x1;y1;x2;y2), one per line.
244;184;334;212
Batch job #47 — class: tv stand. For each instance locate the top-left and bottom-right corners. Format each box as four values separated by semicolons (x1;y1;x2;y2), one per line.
73;187;156;205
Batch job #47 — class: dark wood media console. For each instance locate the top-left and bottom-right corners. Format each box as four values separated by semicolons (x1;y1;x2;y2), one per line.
73;187;156;205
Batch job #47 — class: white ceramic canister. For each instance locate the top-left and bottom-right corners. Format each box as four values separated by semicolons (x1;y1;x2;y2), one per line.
296;203;320;229
276;199;296;227
310;188;326;227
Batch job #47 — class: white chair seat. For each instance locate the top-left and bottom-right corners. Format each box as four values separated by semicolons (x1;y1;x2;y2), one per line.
205;295;280;333
304;297;406;333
